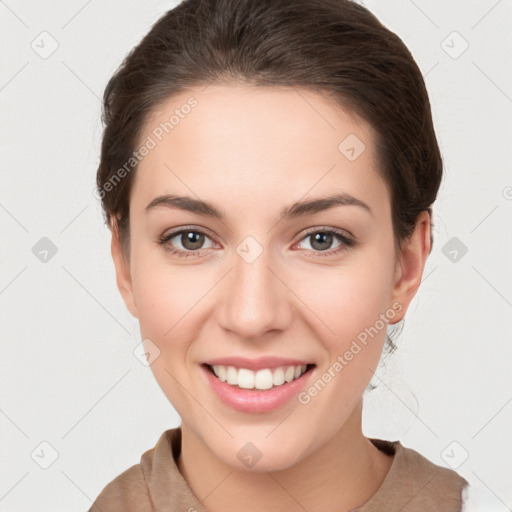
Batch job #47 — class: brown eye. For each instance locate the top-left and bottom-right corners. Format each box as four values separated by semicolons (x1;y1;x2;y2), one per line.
309;232;335;251
158;228;215;258
179;231;206;250
296;228;355;257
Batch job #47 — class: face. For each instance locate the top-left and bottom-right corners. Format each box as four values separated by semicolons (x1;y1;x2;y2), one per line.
112;83;429;472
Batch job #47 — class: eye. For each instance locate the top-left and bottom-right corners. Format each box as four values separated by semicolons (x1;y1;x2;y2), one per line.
158;226;356;259
295;228;355;257
158;227;216;258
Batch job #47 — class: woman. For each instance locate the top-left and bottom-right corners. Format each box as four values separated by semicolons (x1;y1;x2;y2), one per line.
90;0;471;510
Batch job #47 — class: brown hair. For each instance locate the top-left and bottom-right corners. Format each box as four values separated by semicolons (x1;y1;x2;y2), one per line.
96;0;442;361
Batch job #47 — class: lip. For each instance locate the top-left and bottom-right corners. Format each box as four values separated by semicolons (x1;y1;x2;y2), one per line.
201;363;316;413
203;356;313;371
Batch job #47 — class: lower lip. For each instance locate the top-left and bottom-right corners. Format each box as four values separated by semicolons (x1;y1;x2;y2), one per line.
201;365;315;413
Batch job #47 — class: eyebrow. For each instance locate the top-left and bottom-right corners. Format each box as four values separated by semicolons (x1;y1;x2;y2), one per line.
145;192;372;220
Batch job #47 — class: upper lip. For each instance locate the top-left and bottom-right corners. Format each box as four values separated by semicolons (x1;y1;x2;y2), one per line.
203;356;314;371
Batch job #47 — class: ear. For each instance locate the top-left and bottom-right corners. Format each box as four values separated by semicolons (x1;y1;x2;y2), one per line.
388;210;431;324
110;218;138;319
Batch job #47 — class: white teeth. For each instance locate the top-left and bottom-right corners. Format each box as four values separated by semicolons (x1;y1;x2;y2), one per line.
238;368;255;389
216;366;227;382
226;366;238;385
272;367;285;386
284;366;295;383
210;364;310;390
255;369;273;390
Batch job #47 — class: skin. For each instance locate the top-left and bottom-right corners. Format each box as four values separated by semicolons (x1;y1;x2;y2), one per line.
111;83;431;512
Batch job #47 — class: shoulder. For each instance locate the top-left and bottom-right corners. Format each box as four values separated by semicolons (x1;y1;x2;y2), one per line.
395;441;469;509
88;462;152;512
88;429;178;512
361;439;469;512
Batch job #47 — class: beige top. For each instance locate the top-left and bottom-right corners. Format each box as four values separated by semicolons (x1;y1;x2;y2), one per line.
89;427;468;512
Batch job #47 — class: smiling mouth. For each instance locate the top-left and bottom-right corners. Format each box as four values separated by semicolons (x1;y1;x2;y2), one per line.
202;363;316;391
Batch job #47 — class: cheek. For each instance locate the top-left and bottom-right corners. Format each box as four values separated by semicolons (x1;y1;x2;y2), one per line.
297;254;395;346
294;260;395;424
130;246;203;339
131;260;205;410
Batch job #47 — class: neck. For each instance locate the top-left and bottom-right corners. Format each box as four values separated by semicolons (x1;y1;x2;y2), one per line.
177;400;394;512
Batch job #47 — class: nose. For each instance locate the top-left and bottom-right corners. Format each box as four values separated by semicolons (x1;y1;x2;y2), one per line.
216;242;293;341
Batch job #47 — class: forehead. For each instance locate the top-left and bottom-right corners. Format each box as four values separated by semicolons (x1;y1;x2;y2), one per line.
130;84;389;221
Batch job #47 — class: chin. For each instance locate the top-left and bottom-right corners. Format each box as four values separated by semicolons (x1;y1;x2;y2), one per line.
215;435;309;474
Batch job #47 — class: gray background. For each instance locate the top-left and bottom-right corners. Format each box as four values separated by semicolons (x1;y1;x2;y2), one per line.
1;0;511;510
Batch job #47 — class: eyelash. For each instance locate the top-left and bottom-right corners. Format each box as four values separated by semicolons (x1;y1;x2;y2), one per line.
157;225;356;259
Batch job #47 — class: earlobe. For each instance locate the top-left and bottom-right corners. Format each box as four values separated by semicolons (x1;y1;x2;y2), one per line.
110;219;139;319
389;211;431;323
